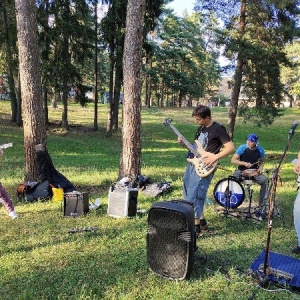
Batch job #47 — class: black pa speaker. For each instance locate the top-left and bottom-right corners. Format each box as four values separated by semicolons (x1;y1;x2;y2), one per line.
147;200;195;280
63;192;89;217
107;187;138;218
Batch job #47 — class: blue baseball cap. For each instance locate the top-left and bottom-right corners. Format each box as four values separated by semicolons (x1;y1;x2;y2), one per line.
247;133;258;143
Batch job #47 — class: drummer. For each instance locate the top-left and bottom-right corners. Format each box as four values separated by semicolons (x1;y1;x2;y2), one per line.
231;133;268;212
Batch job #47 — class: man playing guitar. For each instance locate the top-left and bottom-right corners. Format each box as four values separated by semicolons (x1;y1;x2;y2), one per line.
177;105;235;237
0;144;18;219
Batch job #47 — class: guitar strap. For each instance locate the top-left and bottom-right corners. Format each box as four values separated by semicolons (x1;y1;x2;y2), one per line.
195;126;204;140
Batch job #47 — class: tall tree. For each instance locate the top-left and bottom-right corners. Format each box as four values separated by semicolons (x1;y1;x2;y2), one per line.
120;0;146;179
15;0;46;181
101;0;164;136
281;40;300;105
0;0;20;125
37;0;95;129
195;0;300;137
146;11;220;107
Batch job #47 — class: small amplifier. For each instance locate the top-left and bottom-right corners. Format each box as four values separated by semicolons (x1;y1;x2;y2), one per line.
107;186;138;218
63;192;89;217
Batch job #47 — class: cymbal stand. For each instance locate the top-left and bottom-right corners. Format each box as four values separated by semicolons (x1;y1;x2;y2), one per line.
223;176;232;216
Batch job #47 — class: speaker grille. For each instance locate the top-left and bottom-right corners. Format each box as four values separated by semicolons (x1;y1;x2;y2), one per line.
63;192;89;217
147;201;194;280
107;187;138;218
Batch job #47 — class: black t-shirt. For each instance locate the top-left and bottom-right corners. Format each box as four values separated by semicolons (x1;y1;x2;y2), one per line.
238;148;261;171
194;121;232;154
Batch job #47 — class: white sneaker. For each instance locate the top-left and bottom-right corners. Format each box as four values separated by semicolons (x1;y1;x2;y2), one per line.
8;211;18;219
0;198;3;204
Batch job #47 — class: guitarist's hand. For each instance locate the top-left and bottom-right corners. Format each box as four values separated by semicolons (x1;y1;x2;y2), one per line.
202;152;218;166
177;137;187;148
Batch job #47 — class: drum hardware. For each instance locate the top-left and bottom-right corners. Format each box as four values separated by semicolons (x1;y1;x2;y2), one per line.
214;175;261;221
240;179;257;220
213;176;245;217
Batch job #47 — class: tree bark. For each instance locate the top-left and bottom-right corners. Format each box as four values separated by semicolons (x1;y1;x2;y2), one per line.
15;0;46;181
120;0;146;180
2;5;18;124
227;0;246;138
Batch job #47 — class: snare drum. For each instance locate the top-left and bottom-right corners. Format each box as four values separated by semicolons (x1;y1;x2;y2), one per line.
241;169;259;177
213;177;245;209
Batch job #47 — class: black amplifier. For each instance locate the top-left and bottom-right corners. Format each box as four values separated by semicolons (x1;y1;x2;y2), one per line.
63;192;89;217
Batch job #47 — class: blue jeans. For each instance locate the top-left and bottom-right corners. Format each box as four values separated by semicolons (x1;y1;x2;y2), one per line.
183;163;214;219
294;191;300;246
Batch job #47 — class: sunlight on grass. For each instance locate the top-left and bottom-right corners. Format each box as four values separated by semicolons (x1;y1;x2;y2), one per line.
0;102;299;299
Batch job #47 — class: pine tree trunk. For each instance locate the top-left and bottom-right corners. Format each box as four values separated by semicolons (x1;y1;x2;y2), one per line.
15;0;46;181
227;0;246;138
120;0;146;180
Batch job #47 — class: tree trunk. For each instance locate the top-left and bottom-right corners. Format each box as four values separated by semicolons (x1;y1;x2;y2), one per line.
16;73;22;126
227;0;246;139
61;35;69;130
112;69;121;131
93;2;98;131
15;0;46;181
106;52;115;137
2;5;18;123
120;0;146;180
145;55;152;108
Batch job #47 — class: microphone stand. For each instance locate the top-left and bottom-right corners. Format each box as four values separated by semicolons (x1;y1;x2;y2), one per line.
261;127;296;283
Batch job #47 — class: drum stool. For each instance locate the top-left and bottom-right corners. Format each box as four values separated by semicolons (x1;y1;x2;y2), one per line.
240;178;256;219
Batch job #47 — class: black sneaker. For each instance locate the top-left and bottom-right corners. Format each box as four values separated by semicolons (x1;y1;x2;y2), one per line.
254;209;263;221
200;224;209;231
292;246;300;254
200;218;208;231
195;225;201;238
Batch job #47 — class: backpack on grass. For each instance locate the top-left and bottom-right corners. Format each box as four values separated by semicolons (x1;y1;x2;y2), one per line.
17;180;52;202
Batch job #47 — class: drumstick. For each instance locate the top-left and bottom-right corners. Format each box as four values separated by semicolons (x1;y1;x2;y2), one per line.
250;158;263;167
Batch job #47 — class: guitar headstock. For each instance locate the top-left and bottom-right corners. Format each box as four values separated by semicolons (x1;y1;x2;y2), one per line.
164;118;172;126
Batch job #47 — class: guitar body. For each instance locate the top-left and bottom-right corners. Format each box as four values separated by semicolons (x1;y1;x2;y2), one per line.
164;119;218;178
187;141;218;177
186;156;217;177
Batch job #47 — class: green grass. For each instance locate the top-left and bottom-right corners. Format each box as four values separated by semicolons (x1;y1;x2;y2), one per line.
1;102;300;299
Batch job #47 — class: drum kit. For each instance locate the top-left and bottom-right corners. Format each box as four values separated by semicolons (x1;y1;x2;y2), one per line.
213;154;280;219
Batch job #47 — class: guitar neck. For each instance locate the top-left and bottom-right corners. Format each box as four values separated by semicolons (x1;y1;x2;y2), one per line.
167;123;200;157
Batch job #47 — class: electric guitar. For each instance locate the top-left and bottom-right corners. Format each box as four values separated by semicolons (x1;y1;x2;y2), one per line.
164;118;218;178
0;142;13;150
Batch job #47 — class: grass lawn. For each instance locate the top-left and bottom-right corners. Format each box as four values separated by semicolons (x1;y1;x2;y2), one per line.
0;101;300;299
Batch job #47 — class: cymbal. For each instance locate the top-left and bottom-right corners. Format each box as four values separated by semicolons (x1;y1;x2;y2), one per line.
264;154;281;161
